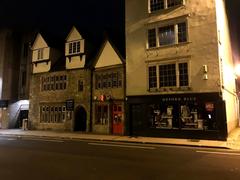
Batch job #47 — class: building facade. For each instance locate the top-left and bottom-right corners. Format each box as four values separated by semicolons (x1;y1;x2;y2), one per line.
0;28;33;129
92;39;125;135
29;27;92;131
125;0;239;140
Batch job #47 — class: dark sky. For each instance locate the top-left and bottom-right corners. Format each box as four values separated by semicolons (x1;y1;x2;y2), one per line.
0;0;239;61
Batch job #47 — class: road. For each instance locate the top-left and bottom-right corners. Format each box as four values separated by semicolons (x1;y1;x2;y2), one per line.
0;136;240;180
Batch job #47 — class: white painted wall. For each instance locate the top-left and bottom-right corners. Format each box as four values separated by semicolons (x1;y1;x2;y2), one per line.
95;41;123;68
215;0;239;132
126;0;221;96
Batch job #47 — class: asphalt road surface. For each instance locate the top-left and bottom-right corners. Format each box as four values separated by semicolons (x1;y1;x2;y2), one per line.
0;136;240;180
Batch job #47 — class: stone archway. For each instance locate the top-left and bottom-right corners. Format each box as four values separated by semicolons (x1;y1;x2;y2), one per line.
74;106;87;131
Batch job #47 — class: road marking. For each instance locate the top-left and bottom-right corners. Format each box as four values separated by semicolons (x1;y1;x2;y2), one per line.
23;138;64;143
196;150;240;156
88;142;156;150
7;138;17;141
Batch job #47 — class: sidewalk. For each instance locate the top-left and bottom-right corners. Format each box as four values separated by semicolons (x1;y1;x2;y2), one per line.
0;128;240;150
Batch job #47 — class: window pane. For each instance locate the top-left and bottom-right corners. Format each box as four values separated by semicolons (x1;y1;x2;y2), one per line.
69;43;73;54
77;41;80;52
179;63;189;86
159;25;175;46
149;66;157;88
150;0;164;12
148;29;156;48
178;22;187;43
73;42;76;53
159;64;176;87
167;0;182;8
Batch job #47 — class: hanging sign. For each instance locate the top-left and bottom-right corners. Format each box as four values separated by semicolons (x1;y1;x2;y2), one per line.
66;99;74;111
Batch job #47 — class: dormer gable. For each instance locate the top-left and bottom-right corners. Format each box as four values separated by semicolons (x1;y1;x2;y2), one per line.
65;26;86;70
65;26;85;56
32;33;48;50
31;33;51;73
94;39;123;69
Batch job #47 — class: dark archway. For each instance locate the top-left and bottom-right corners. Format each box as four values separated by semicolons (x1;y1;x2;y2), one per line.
74;106;87;131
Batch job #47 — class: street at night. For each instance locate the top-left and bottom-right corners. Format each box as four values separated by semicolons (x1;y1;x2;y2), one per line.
0;136;240;180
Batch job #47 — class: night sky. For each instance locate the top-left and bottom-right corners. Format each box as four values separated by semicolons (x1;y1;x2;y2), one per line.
0;0;239;60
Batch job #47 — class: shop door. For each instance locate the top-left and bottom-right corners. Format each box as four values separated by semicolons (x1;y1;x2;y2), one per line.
112;104;123;135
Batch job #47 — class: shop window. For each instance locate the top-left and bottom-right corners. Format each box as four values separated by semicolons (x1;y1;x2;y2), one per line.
148;100;217;130
95;105;108;125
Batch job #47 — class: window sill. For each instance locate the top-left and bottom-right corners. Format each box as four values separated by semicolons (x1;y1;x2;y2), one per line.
147;41;190;51
148;4;185;16
148;86;191;92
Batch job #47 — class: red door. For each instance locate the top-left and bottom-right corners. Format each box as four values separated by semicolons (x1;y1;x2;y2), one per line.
112;104;123;135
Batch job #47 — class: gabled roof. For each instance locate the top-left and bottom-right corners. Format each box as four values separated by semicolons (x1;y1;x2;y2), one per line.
92;37;125;69
65;26;83;41
32;33;48;48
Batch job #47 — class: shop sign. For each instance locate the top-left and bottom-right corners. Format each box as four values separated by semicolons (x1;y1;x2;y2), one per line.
205;102;214;112
66;99;74;111
0;100;8;108
161;97;196;102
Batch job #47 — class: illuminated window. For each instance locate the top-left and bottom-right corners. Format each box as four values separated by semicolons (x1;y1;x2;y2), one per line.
147;22;187;48
159;25;175;46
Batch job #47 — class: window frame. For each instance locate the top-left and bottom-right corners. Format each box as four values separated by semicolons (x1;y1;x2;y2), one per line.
147;20;188;49
147;61;190;90
149;0;184;13
68;40;81;55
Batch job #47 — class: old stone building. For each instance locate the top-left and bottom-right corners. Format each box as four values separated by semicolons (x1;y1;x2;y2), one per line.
29;27;92;131
92;38;125;135
125;0;238;139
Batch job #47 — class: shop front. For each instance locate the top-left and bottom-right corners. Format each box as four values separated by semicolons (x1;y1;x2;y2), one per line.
126;93;227;140
92;95;124;135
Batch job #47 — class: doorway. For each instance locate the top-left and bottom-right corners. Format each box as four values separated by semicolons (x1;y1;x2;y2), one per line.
15;110;28;128
74;106;87;131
